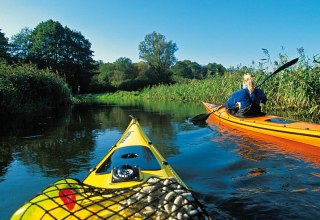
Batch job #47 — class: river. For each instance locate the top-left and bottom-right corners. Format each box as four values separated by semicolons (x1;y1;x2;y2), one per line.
1;102;320;219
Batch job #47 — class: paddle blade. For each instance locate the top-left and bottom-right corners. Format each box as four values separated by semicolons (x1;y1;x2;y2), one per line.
273;57;299;75
190;112;212;122
256;57;299;88
190;105;223;123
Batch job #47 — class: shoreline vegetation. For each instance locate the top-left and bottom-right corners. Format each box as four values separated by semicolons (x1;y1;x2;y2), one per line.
0;61;71;114
1;58;320;123
1;19;319;122
74;63;320;120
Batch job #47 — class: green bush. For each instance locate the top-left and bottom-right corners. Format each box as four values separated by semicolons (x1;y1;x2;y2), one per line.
118;79;151;91
0;60;71;114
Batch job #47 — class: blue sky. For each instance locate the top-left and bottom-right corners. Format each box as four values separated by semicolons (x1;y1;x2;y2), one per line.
0;0;319;67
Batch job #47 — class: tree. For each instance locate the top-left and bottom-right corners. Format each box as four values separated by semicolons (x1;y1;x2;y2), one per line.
113;57;137;82
63;27;95;92
172;60;206;79
30;19;66;70
96;58;137;87
172;61;192;79
29;19;95;92
188;61;205;79
205;62;226;77
9;27;32;62
134;61;149;79
0;29;9;60
89;61;114;92
139;31;177;83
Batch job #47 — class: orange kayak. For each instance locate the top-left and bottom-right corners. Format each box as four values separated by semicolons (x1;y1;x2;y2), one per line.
202;102;320;147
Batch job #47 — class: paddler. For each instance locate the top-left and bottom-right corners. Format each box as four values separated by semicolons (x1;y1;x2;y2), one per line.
224;74;267;117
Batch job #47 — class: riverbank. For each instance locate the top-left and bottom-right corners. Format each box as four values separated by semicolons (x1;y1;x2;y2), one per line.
1;59;319;121
74;69;320;121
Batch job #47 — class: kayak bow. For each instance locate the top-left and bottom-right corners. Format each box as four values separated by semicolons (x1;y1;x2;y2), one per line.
202;102;320;147
11;116;209;219
82;116;185;189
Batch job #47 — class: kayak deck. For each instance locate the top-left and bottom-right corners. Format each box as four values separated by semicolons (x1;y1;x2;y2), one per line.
82;117;185;189
203;102;320;147
11;117;210;219
11;177;209;220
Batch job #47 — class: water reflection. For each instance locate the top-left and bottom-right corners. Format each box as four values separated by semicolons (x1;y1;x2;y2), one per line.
0;107;97;178
207;118;320;167
1;101;320;219
0;103;197;180
204;117;320;219
0;148;12;182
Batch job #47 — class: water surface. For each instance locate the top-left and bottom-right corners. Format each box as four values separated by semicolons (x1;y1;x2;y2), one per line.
1;103;320;219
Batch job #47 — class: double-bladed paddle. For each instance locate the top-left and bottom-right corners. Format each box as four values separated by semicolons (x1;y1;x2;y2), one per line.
256;57;299;88
190;57;299;123
190;104;223;122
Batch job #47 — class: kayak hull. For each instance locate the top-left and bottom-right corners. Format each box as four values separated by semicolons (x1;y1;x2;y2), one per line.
202;102;320;147
11;117;209;219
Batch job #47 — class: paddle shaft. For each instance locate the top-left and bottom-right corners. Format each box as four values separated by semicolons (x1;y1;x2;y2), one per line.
256;58;299;88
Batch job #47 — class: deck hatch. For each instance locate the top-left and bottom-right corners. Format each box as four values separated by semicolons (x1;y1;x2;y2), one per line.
96;145;161;173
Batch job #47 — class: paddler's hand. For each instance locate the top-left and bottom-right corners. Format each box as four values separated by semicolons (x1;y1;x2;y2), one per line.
213;105;223;111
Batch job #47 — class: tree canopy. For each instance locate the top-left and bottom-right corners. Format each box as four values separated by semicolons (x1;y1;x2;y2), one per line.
0;29;9;59
172;60;203;79
139;31;178;83
10;28;32;61
3;22;227;94
206;62;226;76
8;20;96;93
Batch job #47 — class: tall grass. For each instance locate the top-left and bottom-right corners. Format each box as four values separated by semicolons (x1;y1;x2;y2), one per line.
140;73;242;104
75;59;320;118
140;70;319;112
73;91;140;105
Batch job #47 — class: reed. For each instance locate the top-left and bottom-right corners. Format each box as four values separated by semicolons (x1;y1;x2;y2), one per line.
141;64;320;112
73;91;140;105
74;60;320;118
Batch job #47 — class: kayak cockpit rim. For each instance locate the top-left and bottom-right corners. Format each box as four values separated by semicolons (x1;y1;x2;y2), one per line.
95;145;162;174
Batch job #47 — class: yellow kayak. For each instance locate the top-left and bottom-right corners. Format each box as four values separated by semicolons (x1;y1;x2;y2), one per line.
11;116;209;219
203;102;320;147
